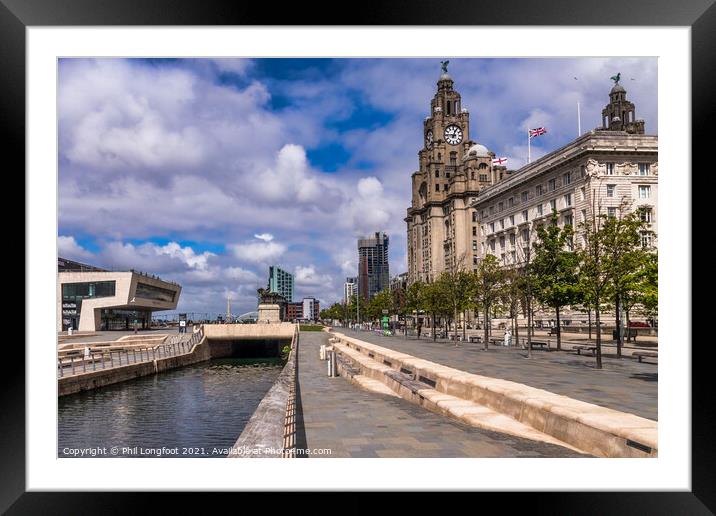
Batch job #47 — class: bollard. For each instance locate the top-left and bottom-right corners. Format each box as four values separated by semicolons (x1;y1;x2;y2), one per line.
319;344;326;360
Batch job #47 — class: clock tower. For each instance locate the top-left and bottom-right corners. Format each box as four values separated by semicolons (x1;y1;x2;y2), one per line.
406;63;500;284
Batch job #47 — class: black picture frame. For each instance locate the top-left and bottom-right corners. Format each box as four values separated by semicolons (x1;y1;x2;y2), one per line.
5;0;711;512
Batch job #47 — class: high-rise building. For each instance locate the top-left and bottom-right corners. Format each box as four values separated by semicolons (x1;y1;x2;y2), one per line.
344;277;357;304
268;265;294;302
357;232;390;300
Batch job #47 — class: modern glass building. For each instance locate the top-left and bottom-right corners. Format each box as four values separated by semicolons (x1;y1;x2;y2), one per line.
58;257;181;331
358;232;390;300
268;266;294;302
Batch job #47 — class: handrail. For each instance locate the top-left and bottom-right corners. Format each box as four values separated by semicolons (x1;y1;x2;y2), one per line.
57;326;205;378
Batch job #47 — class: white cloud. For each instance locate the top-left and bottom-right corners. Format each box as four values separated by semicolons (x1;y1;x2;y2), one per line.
295;265;332;287
58;57;657;315
229;240;287;264
157;242;214;270
211;58;251;75
58;235;94;261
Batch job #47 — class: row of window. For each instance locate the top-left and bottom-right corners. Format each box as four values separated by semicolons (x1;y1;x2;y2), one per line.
485;196;572;234
482;163;651;217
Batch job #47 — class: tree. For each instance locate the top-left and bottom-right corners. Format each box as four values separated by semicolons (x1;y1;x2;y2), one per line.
391;286;409;336
406;280;426;337
577;197;614;369
320;302;344;322
439;253;473;343
601;202;650;357
532;211;581;351
501;266;526;349
639;251;658;323
422;279;451;341
366;288;392;324
472;254;506;350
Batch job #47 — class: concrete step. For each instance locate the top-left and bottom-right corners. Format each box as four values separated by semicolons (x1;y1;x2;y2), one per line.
333;342;581;453
330;331;657;458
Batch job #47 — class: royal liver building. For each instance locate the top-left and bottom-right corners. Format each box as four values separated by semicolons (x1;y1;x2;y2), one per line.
405;64;510;283
406;64;658;285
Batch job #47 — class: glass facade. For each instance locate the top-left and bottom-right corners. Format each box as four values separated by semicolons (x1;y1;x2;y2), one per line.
101;309;151;330
61;281;116;330
135;282;176;303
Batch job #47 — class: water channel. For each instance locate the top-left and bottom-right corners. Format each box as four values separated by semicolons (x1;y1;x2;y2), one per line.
58;358;283;458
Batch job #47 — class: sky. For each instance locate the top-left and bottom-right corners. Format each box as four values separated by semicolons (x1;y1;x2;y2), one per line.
57;57;657;317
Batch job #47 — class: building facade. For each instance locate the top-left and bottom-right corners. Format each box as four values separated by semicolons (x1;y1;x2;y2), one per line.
405;69;510;283
344;276;357;304
58;257;181;332
358;232;390;300
268;265;294;302
302;297;320;322
407;69;657;284
472;84;657;266
286;298;321;322
390;272;408;292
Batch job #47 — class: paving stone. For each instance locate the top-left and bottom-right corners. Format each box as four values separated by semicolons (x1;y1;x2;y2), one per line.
298;332;584;458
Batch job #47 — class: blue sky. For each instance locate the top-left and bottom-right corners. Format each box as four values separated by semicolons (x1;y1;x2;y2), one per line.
58;57;657;316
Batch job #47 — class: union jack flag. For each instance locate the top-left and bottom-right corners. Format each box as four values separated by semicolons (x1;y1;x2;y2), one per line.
492;157;508;165
529;127;547;138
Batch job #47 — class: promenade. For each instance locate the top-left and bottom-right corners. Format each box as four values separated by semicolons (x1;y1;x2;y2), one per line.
297;332;584;457
339;328;657;420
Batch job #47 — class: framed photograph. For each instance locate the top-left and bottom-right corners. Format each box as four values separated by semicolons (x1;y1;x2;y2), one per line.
8;0;712;511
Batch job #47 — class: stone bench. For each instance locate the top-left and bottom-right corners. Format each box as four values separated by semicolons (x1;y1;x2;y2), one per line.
632;351;658;363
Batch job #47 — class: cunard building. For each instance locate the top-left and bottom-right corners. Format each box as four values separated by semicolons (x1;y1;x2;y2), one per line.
406;64;658;286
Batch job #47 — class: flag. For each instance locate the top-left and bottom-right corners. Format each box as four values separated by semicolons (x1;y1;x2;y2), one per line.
529;127;547;138
492;157;508;165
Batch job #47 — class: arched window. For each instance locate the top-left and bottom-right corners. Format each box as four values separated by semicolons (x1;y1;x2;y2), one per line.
471;171;475;180
478;162;488;170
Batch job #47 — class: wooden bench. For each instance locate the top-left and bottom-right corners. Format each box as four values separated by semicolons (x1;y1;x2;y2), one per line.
468;335;482;343
573;345;597;356
547;328;560;336
632;351;658;363
529;340;550;350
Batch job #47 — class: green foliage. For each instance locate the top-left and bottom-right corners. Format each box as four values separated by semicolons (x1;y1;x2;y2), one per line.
319;302;344;322
299;324;324;331
532;211;581;310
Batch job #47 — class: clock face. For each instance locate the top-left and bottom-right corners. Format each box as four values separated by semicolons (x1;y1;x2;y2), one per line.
425;130;433;148
444;124;463;145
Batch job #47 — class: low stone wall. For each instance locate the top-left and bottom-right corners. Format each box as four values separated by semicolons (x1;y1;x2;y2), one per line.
203;322;295;341
229;329;299;458
58;337;211;397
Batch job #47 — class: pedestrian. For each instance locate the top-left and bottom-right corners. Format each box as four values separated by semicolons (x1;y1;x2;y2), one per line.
504;328;511;347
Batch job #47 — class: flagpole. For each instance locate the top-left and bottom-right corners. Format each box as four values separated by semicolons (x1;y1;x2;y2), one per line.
527;130;531;164
577;101;582;136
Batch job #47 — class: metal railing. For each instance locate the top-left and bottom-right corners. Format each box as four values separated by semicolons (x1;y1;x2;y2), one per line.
58;327;204;378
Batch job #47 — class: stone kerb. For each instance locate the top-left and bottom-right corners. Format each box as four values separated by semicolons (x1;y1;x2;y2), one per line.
330;331;657;458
